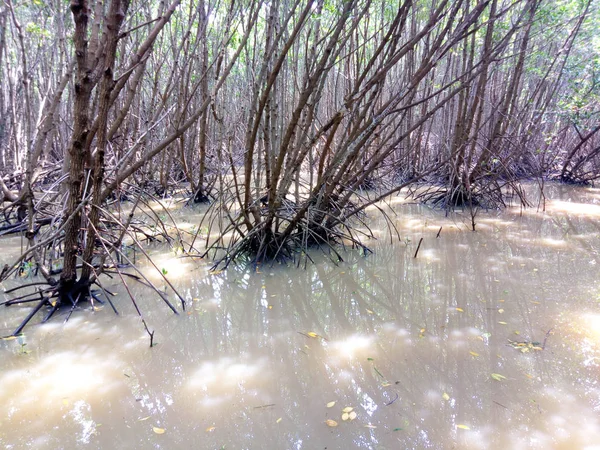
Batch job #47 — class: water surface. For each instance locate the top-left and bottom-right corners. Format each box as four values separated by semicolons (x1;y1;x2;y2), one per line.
1;184;600;449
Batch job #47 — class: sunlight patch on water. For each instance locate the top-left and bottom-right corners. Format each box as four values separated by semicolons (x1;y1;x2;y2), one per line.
187;357;267;393
0;349;121;424
329;334;374;360
546;200;600;217
145;255;200;280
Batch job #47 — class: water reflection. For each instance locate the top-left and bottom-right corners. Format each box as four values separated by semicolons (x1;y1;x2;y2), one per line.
2;184;600;448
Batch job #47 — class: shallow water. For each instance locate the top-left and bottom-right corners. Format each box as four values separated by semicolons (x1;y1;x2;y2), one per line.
1;184;600;449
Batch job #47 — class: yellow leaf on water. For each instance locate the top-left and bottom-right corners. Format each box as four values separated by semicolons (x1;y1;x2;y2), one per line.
442;392;450;401
498;309;504;313
276;418;282;424
498;321;507;325
491;373;506;381
456;307;464;312
366;309;374;314
153;427;165;434
342;413;349;421
342;407;354;413
325;419;338;427
327;401;336;408
1;335;17;341
349;411;357;420
469;351;479;357
138;416;151;421
205;426;216;432
307;332;319;338
457;424;470;430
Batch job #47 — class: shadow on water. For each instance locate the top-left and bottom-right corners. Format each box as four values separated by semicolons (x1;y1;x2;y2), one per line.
1;184;600;449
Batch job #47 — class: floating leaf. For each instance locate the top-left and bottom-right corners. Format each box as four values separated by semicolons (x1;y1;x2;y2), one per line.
349;411;357;420
457;424;470;430
364;424;377;429
442;392;450;401
307;332;319;338
138;416;151;421
498;321;507;325
276;418;282;424
498;309;504;314
342;407;354;413
325;419;338;427
491;373;506;381
205;426;216;432
469;351;479;357
366;309;374;314
153;427;166;434
326;401;336;408
342;413;349;421
456;307;464;312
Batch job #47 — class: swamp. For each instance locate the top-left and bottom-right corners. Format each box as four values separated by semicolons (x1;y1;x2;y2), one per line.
1;0;600;448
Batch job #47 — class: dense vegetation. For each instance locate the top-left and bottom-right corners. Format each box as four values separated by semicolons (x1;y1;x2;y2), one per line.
0;0;598;332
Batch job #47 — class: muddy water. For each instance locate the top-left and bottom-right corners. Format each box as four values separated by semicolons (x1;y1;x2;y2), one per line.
1;184;600;449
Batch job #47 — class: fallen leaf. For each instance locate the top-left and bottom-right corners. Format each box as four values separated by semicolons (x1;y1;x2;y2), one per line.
469;351;479;357
456;307;464;312
325;419;338;427
342;407;354;413
366;309;374;314
327;401;336;408
491;373;506;381
457;424;470;430
138;416;151;421
442;392;450;401
1;335;18;341
276;418;282;423
364;424;377;429
498;309;504;313
498;321;507;325
205;426;216;432
342;413;349;421
153;427;166;434
349;411;357;420
307;332;319;338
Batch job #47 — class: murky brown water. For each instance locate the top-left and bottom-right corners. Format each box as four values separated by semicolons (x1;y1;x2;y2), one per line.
2;184;600;449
